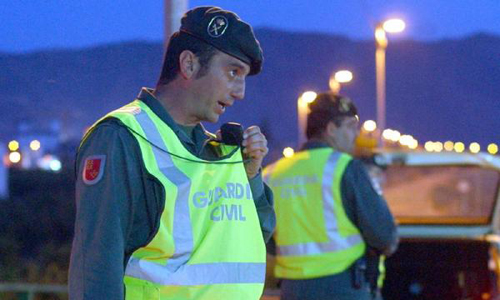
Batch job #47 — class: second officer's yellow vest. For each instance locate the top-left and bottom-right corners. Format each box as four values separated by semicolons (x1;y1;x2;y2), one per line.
264;148;365;279
86;100;266;299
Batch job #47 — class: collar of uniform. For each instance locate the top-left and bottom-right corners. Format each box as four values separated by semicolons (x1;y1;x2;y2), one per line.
301;140;330;151
136;87;215;151
137;87;196;146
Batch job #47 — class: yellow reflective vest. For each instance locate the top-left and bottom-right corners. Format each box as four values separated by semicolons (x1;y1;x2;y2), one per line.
87;100;266;299
264;148;365;279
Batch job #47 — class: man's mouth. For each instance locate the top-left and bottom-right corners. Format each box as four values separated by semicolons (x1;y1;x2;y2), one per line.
218;101;227;112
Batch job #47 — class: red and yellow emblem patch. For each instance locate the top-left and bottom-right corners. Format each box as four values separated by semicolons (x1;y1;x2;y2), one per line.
82;155;106;185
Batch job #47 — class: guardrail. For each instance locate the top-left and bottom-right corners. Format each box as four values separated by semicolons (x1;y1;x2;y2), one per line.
0;283;277;300
0;283;67;300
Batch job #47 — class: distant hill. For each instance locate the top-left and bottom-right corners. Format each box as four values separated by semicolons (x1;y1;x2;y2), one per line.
1;29;499;161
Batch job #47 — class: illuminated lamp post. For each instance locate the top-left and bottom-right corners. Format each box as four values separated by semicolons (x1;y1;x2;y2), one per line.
375;18;405;145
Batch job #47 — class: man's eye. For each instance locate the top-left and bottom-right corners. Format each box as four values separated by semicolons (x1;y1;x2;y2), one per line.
229;70;237;77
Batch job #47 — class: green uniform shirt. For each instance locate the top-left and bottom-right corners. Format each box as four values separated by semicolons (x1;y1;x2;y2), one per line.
69;88;275;300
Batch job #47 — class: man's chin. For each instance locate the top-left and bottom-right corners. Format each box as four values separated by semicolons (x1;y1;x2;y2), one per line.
204;115;220;124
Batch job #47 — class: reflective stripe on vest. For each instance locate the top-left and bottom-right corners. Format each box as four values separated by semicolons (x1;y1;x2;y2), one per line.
277;151;363;256
126;258;264;285
126;110;193;273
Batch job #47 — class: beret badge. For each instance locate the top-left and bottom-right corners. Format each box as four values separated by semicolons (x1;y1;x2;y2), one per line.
339;97;352;113
207;15;228;38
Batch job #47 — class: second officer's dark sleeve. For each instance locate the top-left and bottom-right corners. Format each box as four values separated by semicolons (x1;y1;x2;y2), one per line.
69;119;159;300
341;159;398;256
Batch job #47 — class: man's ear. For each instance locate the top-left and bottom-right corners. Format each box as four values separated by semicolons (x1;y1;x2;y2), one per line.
326;121;338;137
179;50;199;79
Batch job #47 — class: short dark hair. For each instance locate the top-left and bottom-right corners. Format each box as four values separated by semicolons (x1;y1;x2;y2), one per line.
156;32;217;87
306;93;358;139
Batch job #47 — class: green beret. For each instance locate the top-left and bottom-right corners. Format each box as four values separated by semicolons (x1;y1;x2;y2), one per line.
179;6;263;75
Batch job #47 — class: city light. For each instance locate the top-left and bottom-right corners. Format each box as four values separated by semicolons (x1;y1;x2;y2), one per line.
50;159;62;172
434;142;443;152
454;142;465;153
469;142;480;154
391;130;401;142
382;129;393;140
444;141;454;152
334;70;353;83
399;135;413;147
392;130;401;142
283;147;295;158
363;120;377;132
383;19;406;33
30;140;41;151
382;129;401;142
8;140;19;151
37;155;62;172
424;141;434;152
9;151;21;163
488;143;498;155
408;139;418;150
424;141;445;152
301;91;317;104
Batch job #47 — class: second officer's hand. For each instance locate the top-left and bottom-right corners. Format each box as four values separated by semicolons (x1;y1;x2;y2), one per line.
242;126;268;179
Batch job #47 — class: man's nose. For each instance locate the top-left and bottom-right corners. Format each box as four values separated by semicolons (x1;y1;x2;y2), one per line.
231;80;245;100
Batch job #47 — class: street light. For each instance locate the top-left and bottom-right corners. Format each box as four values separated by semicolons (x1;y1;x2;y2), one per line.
283;147;295;158
444;141;454;151
469;142;480;154
329;70;353;94
30;140;41;151
488;143;498;155
363;120;377;132
9;151;21;164
297;91;317;147
454;142;465;153
383;19;406;33
8;140;19;152
375;18;405;145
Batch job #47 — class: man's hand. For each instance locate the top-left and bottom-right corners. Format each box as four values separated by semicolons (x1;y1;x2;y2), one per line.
242;126;268;179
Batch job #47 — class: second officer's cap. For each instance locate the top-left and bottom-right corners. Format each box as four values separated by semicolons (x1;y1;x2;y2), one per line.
306;92;358;139
309;92;358;118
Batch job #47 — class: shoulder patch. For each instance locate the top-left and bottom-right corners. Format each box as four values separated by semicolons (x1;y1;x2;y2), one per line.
82;155;106;185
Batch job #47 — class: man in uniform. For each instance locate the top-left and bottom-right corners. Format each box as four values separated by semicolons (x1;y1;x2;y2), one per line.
69;6;275;300
264;92;398;300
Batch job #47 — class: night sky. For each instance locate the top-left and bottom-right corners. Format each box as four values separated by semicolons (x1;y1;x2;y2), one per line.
2;0;500;53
